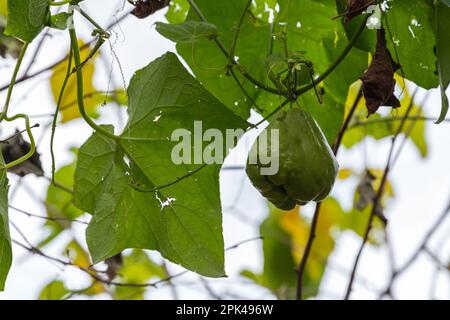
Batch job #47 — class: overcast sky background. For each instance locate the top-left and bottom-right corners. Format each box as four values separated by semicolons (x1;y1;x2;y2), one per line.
0;0;449;300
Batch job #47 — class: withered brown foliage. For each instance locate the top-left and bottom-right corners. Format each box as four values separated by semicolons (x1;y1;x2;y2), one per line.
1;130;44;177
130;0;171;19
361;27;401;116
105;254;123;282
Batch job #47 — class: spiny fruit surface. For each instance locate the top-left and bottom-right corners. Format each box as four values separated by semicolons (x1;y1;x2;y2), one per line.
246;108;338;210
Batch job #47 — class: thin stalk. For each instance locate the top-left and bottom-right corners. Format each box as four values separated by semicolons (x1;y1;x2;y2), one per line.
1;43;29;120
227;0;252;69
51;36;74;185
69;27;118;141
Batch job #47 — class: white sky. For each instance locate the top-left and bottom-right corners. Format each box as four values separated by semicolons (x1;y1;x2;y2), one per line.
0;0;449;300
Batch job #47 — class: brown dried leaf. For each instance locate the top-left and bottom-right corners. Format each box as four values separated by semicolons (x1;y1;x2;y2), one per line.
344;0;374;23
355;170;376;211
361;27;401;116
130;0;170;19
355;170;388;225
105;253;123;281
1;130;43;177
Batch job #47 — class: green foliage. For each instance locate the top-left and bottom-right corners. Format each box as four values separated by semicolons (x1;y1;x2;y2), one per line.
49;12;72;31
385;0;438;89
171;0;368;142
166;0;189;23
39;280;69;300
0;7;22;59
0;153;11;291
176;0;272;118
50;41;104;123
4;0;49;43
74;53;248;277
1;0;445;298
155;21;218;43
435;1;450;123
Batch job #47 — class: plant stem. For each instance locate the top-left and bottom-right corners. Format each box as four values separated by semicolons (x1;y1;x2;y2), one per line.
227;0;252;69
332;86;363;153
0;43;29;120
186;0;284;95
349;115;450;129
69;27;118;141
295;15;368;96
1;114;37;170
296;202;322;300
79;8;110;38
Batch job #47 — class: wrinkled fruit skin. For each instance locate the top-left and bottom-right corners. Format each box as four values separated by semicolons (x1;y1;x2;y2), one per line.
246;108;339;210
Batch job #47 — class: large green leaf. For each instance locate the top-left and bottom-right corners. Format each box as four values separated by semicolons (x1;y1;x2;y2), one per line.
74;53;248;277
385;0;438;89
156;21;218;43
78;128;231;277
74;131;117;214
435;1;450;123
0;153;11;291
4;0;49;43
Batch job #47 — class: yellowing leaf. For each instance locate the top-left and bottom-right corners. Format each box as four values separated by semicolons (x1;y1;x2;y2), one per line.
63;240;106;295
39;280;68;300
338;168;353;180
114;250;165;300
0;0;7;18
370;169;394;200
50;41;103;123
65;240;91;268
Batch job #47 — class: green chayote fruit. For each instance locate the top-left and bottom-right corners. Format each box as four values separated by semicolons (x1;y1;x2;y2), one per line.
246;108;338;210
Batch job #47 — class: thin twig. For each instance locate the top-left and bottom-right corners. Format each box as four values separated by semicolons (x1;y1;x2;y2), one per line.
13;236;263;289
333;86;363;154
378;197;450;298
344;89;418;300
9;205;88;225
349;116;450;129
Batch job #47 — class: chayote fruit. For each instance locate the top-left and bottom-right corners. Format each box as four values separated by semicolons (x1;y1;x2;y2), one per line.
246;108;338;210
